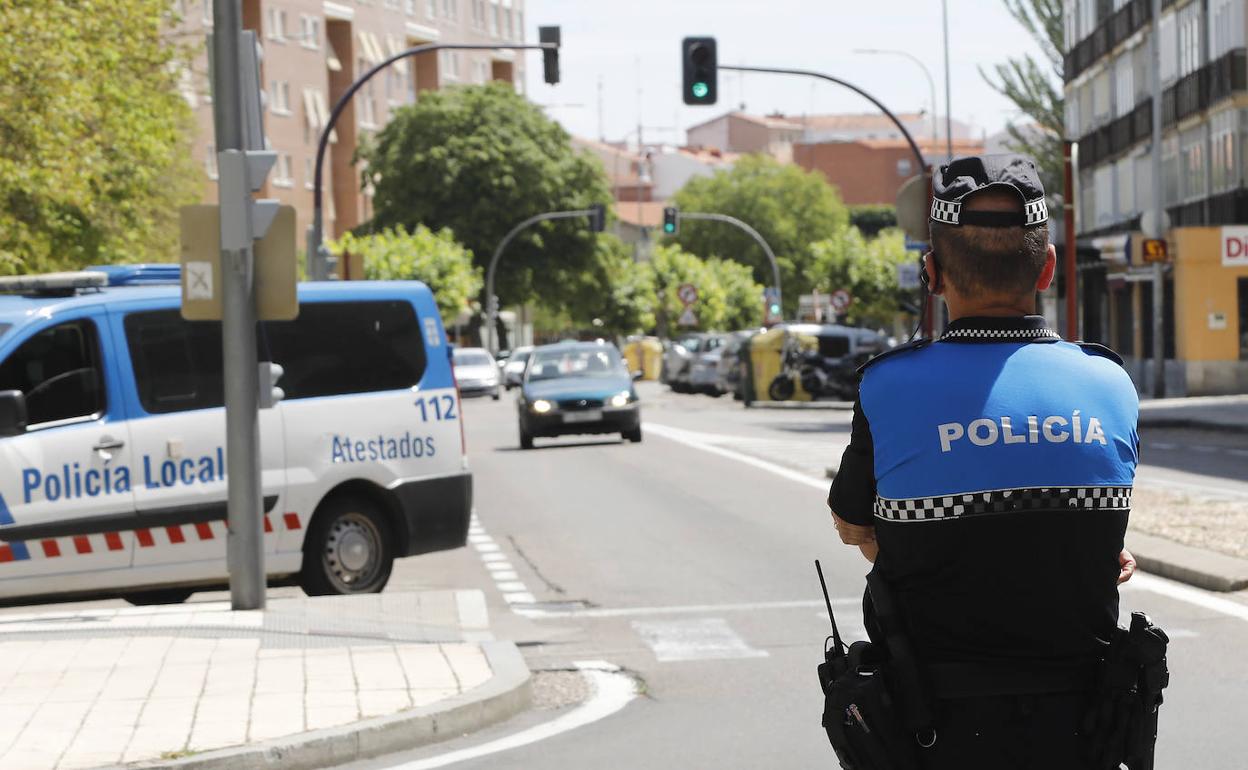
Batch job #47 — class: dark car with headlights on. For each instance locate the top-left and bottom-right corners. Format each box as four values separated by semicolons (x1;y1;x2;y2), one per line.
516;342;641;449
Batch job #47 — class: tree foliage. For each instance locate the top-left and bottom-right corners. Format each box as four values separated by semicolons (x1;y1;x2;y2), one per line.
361;83;611;312
669;155;849;313
980;0;1065;194
330;225;482;324
0;0;199;274
644;244;764;333
849;204;898;237
810;227;915;328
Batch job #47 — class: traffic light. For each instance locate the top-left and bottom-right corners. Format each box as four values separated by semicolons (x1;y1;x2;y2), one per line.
588;203;606;233
663;206;679;235
259;362;285;409
539;26;561;85
681;37;717;105
764;287;782;325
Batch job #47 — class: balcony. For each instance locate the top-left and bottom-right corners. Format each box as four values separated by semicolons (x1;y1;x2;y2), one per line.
1076;99;1151;169
1162;49;1248;129
1168;188;1248;228
1064;0;1151;83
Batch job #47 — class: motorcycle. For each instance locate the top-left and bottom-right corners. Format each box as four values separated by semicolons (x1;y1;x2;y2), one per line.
767;332;863;402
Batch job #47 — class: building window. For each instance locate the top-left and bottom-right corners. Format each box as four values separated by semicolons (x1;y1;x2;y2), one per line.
1134;151;1153;217
360;79;379;127
1210;0;1245;61
505;7;513;38
269;80;291;115
488;0;499;36
1094;165;1114;227
266;7;287;42
1162;134;1180;206
1177;2;1203;78
1180;126;1207;202
1113;51;1133;119
273;153;294;188
1092;69;1111;125
305;157;315;189
442;0;457;21
300;15;320;48
896;158;912;177
202;0;212;25
1211;109;1239;193
1158;11;1178;85
427;0;436;18
204;143;218;180
441;49;460;80
1132;43;1150;102
1115;156;1135;220
406;0;416;13
1238;278;1248;360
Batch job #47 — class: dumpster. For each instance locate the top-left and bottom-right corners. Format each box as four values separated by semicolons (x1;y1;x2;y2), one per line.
748;327;817;402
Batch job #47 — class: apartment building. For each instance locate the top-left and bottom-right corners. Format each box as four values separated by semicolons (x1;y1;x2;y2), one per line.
794;137;985;206
1065;0;1248;394
171;0;526;245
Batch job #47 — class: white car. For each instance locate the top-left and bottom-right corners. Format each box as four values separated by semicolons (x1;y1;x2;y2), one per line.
501;345;533;390
452;347;501;400
0;267;472;605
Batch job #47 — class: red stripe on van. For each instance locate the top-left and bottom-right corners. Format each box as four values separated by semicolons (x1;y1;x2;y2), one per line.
194;522;214;540
104;532;124;551
41;540;60;558
136;529;155;548
166;526;185;544
283;513;301;530
0;545;13;563
73;536;92;555
264;515;273;534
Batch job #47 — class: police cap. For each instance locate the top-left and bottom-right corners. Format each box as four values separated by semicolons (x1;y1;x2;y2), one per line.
930;153;1048;229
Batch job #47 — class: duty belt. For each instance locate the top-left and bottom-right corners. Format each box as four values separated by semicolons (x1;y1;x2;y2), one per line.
926;659;1098;699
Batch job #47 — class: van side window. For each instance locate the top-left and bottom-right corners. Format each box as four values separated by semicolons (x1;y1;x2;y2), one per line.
0;319;105;426
124;311;224;413
265;300;427;399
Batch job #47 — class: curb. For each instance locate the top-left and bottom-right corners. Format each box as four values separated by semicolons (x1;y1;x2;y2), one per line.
746;401;854;411
115;641;531;770
1127;531;1248;593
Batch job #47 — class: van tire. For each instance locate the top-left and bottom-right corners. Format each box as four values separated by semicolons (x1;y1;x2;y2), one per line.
300;494;395;596
519;425;534;450
623;426;643;443
122;588;194;606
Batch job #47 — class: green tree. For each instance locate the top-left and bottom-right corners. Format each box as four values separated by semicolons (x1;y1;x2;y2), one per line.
849;204;898;237
0;0;198;274
810;227;914;328
669;155;849;313
585;235;656;336
361;83;611;312
981;0;1064;193
644;244;763;333
330;225;482;324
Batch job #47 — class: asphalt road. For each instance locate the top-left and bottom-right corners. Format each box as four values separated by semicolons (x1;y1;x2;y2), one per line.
355;382;1248;770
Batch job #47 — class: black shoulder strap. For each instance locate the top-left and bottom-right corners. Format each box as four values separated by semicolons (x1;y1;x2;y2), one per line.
1076;341;1124;366
857;338;932;375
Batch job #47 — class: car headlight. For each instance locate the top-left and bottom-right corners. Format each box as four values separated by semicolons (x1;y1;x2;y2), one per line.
531;399;553;414
609;391;631;408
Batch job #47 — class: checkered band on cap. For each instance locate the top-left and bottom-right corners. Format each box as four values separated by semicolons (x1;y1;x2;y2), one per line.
1024;198;1049;226
930;199;961;225
874;486;1132;522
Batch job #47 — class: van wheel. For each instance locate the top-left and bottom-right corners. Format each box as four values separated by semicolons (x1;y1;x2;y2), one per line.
519;425;534;450
122;588;194;606
300;495;394;596
623;426;643;443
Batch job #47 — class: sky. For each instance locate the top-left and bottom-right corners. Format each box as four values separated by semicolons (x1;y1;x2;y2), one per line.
521;0;1050;147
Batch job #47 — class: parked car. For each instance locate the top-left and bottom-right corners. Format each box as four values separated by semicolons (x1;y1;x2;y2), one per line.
0;267;471;604
452;347;501;399
500;345;533;390
515;341;641;449
661;333;727;393
687;333;731;395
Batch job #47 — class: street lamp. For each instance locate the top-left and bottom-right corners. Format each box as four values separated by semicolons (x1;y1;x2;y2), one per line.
853;48;938;153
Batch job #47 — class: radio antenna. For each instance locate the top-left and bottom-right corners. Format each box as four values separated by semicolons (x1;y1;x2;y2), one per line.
815;560;844;654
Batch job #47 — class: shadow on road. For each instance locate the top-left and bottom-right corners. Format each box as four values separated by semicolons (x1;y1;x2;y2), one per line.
494;439;627;453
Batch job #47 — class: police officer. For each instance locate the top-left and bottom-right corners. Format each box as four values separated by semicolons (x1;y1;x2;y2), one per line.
827;154;1140;770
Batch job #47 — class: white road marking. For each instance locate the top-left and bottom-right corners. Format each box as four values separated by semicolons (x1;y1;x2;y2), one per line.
387;661;636;769
484;561;513;573
515;598;856;620
492;570;519;581
1147;442;1178;450
644;422;828;491
496;581;528;593
1229;448;1248;458
503;591;536;604
646;422;1248;624
1124;573;1248;624
481;552;508;563
632;618;769;662
468;534;493;544
473;542;501;553
466;511;542;607
1189;445;1219;453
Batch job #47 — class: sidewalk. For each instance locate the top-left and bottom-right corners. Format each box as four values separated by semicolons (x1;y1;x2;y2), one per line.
1137;394;1248;433
0;590;530;770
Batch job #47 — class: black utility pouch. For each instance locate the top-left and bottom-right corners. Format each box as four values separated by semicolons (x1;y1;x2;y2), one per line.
820;641;921;770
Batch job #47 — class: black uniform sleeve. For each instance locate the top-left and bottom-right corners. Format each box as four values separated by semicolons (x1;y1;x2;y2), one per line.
827;398;877;526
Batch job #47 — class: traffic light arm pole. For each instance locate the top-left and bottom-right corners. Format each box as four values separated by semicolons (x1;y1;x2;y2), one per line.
678;212;782;298
308;41;557;280
720;64;927;172
485;209;595;354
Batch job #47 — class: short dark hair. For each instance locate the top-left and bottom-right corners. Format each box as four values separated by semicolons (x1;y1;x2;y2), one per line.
929;221;1048;297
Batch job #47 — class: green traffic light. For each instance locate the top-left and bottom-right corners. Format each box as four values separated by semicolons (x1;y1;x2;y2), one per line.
664;223;676;233
691;82;709;99
769;304;780;314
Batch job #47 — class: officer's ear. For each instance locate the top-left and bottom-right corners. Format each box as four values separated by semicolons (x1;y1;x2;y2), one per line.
923;252;943;295
1035;243;1057;292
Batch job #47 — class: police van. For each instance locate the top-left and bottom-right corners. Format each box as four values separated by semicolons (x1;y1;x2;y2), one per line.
0;266;471;604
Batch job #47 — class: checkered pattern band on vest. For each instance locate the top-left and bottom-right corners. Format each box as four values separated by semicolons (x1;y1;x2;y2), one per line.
874;486;1132;522
930;199;961;224
940;326;1061;341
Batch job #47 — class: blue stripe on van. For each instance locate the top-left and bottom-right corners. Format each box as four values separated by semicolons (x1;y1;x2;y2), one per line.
0;494;31;561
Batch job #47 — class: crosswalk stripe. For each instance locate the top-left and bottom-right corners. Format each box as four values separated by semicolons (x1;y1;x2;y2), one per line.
632;617;769;662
